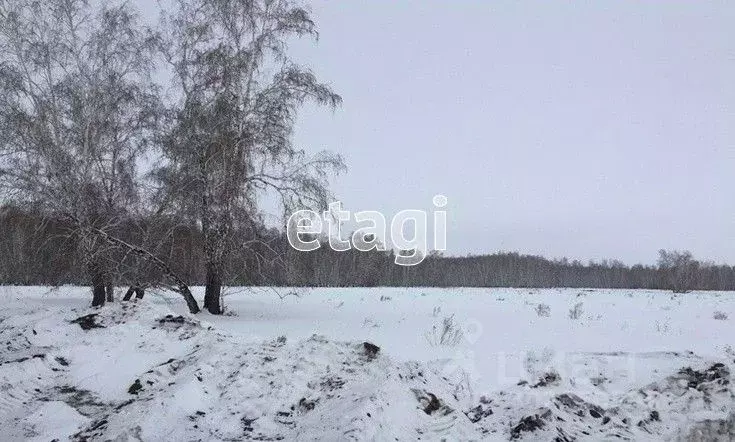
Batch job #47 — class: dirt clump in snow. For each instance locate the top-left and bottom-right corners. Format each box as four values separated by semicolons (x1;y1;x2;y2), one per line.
70;313;104;330
127;379;143;395
510;412;549;439
531;370;561;388
678;362;730;389
362;341;380;360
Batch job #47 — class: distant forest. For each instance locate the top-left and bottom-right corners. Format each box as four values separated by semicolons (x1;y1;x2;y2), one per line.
2;207;733;292
3;0;728;316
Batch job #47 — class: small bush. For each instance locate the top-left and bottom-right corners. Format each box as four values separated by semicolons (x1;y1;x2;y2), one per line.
568;302;584;320
425;314;464;347
713;311;728;321
535;303;551;317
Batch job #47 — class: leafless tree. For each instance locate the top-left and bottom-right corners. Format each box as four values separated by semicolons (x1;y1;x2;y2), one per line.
155;0;345;314
0;0;201;311
657;249;699;293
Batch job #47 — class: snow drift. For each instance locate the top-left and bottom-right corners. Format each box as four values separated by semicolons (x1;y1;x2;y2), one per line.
0;289;733;441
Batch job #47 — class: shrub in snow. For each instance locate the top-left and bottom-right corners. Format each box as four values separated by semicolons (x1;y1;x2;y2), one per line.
713;311;728;320
362;318;380;328
535;303;551;317
568;302;584;320
425;315;464;347
523;348;556;382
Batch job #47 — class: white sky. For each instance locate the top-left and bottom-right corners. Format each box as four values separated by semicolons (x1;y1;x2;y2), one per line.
138;1;734;265
287;1;734;265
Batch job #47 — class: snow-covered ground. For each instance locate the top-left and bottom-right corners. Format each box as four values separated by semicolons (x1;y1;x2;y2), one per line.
1;286;733;440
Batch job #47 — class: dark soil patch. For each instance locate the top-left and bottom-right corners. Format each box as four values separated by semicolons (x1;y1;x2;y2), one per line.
297;397;318;413
423;392;441;415
49;385;107;417
242;416;257;433
127;379;143;395
532;371;561;388
71;314;104;330
1;353;45;365
465;403;493;423
637;410;661;428
319;376;346;392
511;413;548;439
362;342;380;360
158;315;186;324
678;363;730;389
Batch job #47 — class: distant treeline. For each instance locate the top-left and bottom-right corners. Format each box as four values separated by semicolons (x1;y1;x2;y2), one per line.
1;207;733;291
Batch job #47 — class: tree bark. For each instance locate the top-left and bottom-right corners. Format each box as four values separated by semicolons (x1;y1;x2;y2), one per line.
204;263;222;314
179;284;199;314
105;283;114;302
123;285;145;301
123;286;135;301
89;262;106;307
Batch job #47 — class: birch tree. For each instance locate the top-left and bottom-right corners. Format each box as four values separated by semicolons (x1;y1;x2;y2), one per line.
0;0;200;312
157;0;345;314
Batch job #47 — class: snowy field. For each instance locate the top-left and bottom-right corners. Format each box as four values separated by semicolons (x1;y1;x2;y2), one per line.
1;286;734;441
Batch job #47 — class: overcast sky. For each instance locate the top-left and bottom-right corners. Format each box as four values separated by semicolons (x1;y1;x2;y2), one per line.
282;1;734;265
138;1;733;265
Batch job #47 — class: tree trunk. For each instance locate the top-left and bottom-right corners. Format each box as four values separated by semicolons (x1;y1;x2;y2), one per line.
89;262;106;307
105;283;114;302
179;283;200;314
81;225;200;314
135;287;145;299
123;286;135;301
204;263;222;314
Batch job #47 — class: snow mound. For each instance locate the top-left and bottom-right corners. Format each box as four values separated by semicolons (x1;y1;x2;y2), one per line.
1;299;733;441
467;360;734;441
2;302;482;440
